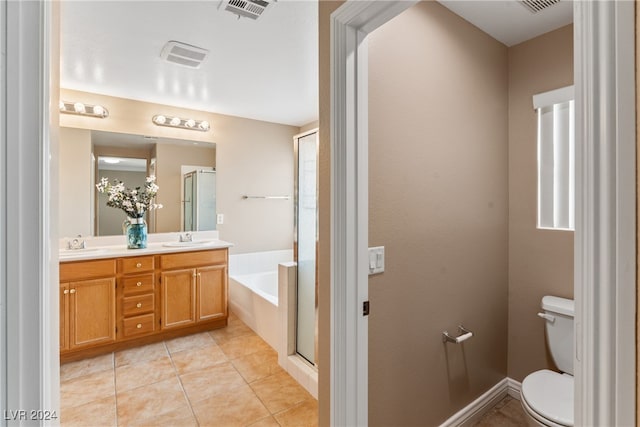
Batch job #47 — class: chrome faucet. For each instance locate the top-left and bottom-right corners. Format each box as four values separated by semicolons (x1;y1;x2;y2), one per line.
179;233;193;242
68;235;86;250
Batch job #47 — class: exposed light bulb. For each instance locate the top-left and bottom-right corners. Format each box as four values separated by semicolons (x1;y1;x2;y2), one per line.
185;119;196;128
59;101;66;111
154;115;166;125
170;117;181;126
74;102;86;113
199;121;210;131
92;105;104;116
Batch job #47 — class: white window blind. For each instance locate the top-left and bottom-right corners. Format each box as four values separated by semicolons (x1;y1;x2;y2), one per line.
534;86;575;230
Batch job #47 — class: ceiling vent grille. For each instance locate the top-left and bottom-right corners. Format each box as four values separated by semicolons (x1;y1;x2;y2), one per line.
520;0;561;13
160;41;208;69
223;0;272;20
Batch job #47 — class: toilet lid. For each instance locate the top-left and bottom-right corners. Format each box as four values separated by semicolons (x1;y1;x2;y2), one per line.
522;370;573;427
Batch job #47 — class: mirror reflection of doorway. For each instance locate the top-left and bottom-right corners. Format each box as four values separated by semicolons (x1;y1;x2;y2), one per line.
95;156;147;236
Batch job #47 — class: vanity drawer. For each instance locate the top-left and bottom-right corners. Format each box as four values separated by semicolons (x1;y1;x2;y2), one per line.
123;313;156;337
123;293;155;317
120;256;155;274
60;259;116;282
122;274;155;296
160;249;227;270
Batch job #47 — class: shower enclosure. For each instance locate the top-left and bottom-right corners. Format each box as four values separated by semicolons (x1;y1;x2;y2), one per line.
183;169;217;231
294;129;318;365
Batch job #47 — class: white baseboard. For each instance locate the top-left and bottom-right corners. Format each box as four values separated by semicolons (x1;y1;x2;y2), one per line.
439;377;522;427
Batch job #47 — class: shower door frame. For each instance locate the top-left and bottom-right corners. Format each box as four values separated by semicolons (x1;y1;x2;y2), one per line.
330;1;636;426
293;128;319;366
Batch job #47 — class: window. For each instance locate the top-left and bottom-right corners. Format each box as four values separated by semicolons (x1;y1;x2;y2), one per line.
534;85;575;230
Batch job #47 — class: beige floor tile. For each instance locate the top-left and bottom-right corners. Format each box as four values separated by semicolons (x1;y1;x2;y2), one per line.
274;399;319;427
191;384;270;427
171;344;228;375
125;405;198;427
210;320;254;345
60;353;114;382
247;415;281;427
232;349;284;384
115;355;175;393
165;331;216;354
61;369;115;409
116;377;189;425
61;395;116;427
115;342;168;367
250;372;312;414
180;362;246;404
218;335;272;360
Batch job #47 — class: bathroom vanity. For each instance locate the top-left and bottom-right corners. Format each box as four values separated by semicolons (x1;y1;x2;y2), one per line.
59;240;230;363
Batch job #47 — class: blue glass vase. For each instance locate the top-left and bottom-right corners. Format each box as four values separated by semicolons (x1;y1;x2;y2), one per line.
124;217;147;249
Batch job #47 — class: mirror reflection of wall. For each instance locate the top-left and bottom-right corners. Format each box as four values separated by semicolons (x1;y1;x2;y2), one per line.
96;156;147;236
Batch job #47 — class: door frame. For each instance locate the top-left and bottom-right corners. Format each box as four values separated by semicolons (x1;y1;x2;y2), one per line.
330;1;636;426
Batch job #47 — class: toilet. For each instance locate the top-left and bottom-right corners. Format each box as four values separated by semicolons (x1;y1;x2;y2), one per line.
521;296;574;427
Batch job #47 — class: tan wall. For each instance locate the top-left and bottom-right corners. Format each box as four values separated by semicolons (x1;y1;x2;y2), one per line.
59;127;92;237
367;3;508;425
299;120;319;134
318;2;344;425
155;144;216;232
59;89;298;254
507;25;574;382
97;169;146;235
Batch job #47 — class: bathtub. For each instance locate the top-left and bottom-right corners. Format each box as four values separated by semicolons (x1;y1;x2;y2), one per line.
228;249;293;350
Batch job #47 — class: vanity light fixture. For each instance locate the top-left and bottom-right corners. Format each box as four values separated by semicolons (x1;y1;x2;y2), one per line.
152;114;210;132
59;100;109;118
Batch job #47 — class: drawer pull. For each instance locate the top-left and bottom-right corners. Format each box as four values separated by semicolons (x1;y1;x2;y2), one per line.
136;263;142;268
136;302;142;308
69;289;76;294
136;323;142;329
63;289;69;295
136;282;142;287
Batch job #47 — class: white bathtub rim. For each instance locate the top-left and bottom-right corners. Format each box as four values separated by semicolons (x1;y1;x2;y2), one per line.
230;272;278;306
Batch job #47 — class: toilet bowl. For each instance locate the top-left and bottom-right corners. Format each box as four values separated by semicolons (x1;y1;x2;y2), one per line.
520;296;574;427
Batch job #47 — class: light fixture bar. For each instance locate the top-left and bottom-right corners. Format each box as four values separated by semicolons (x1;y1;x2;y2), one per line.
59;101;109;118
152;114;210;132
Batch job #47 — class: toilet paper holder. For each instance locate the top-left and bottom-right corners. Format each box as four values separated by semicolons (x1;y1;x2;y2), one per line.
442;325;474;344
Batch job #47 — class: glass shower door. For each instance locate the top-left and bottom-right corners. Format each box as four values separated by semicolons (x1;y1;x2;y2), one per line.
295;131;318;364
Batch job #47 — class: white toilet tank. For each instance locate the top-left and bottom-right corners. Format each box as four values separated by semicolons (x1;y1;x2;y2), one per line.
541;295;574;375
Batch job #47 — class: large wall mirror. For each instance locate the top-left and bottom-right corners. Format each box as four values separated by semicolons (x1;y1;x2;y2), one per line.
59;128;216;238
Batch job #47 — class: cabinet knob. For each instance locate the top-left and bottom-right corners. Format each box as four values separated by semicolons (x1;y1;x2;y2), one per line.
69;289;76;294
136;282;142;287
136;263;142;268
63;289;69;295
136;323;142;329
136;302;142;308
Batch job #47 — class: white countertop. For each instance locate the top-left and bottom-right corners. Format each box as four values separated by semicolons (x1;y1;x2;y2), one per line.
58;231;233;262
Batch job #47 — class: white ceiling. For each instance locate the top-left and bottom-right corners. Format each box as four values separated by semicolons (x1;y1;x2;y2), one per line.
438;0;573;47
61;1;572;128
61;1;319;127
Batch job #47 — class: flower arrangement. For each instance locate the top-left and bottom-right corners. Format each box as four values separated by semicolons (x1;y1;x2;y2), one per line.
95;175;163;219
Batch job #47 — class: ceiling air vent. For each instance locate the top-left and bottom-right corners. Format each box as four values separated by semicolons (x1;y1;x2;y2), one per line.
160;41;208;69
223;0;272;20
520;0;561;13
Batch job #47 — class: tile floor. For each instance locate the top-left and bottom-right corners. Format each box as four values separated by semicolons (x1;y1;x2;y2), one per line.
60;312;318;427
473;395;528;427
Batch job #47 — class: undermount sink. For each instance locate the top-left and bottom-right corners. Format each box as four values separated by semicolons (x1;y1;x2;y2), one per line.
59;247;106;257
162;240;214;248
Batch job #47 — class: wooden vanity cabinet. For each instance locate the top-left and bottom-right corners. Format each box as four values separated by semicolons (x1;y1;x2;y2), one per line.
60;248;228;363
59;260;117;352
160;249;228;330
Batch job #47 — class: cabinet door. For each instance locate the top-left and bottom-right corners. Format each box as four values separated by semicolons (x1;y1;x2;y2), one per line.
60;283;69;351
161;269;196;329
69;278;116;349
197;265;227;322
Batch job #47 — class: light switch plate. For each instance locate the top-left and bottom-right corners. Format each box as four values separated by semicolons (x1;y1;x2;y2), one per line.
217;213;224;225
368;246;384;275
